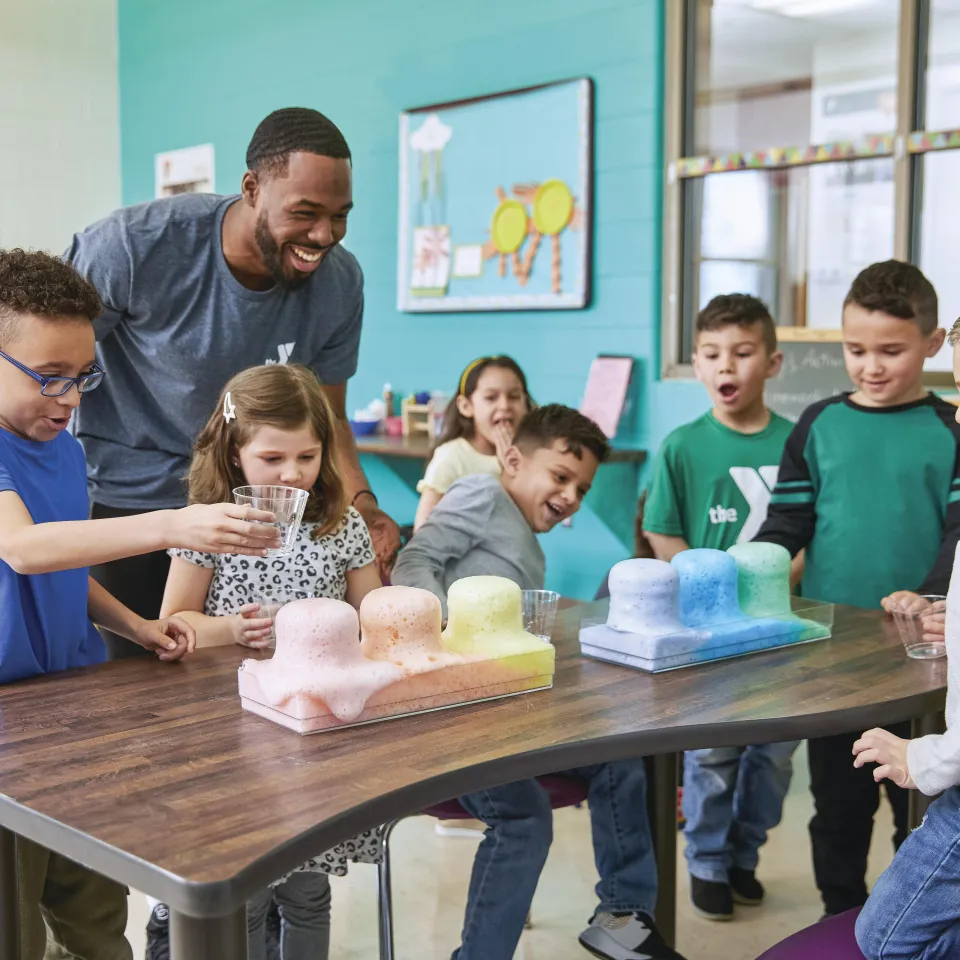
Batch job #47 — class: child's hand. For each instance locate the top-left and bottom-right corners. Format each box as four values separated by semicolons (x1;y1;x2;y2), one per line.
166;504;282;555
853;727;916;789
881;591;946;642
232;603;275;649
135;616;196;661
493;423;514;464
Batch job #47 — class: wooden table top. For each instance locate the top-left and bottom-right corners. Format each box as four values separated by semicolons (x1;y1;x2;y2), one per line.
355;432;647;465
0;603;944;917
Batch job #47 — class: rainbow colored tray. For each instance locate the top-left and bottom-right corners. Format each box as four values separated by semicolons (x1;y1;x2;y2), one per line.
580;546;833;673
238;579;555;734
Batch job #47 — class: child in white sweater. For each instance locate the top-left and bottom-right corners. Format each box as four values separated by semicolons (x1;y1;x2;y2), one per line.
853;318;960;958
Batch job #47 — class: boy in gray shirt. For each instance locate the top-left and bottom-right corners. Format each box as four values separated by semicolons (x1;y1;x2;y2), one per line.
392;406;686;960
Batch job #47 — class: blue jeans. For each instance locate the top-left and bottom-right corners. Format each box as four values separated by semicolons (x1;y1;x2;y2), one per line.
247;871;331;960
452;761;657;960
683;741;798;883
857;787;960;959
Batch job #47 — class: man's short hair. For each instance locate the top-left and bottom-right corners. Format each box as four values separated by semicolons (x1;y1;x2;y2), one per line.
0;249;101;347
695;294;778;354
246;107;351;180
844;260;938;335
513;404;610;464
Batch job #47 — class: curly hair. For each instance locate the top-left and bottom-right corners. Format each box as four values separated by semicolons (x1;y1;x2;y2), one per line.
695;294;777;354
844;260;938;335
246;107;351;181
0;249;102;347
513;404;610;464
187;364;347;538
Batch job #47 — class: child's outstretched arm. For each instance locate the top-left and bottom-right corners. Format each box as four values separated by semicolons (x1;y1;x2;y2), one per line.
392;484;492;619
88;577;194;661
0;491;279;576
753;416;817;556
853;728;916;790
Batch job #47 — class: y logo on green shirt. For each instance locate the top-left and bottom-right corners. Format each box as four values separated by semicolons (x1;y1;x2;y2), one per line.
727;466;780;542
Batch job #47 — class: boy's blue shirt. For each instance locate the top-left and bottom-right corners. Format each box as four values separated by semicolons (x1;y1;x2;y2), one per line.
0;426;105;683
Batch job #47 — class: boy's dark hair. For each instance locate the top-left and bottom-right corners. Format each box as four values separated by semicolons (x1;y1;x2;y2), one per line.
844;260;938;335
246;107;351;180
0;249;102;348
949;318;960;347
513;404;610;464
695;294;778;354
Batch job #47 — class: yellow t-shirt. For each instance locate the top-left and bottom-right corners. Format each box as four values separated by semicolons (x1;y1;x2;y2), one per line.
416;438;501;495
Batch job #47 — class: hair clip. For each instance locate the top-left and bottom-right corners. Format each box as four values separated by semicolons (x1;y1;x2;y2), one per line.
223;392;237;423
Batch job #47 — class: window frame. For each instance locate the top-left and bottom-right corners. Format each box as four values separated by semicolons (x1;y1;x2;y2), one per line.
661;0;930;378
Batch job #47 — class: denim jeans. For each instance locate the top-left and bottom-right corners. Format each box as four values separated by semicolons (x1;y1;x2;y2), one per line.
452;761;657;960
683;741;798;884
856;787;960;960
247;871;331;960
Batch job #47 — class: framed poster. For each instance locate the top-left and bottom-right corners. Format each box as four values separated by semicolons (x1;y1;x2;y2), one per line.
398;78;594;312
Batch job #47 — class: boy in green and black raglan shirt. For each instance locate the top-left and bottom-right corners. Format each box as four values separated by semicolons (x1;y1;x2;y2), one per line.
643;295;801;923
756;260;960;919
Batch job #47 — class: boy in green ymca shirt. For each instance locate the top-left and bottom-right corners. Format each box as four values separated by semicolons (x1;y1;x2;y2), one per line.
643;295;801;922
756;260;960;918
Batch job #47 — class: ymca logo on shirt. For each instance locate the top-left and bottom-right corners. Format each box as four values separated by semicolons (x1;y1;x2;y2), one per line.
265;342;295;365
707;466;780;542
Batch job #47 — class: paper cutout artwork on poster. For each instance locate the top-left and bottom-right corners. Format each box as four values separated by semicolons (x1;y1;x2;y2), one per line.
452;245;484;278
411;226;451;296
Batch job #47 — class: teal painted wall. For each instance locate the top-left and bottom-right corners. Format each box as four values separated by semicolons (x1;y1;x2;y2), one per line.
117;0;709;598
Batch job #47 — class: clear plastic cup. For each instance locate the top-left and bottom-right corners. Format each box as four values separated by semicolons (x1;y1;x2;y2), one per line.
232;485;308;556
522;589;560;642
255;590;317;646
891;594;947;659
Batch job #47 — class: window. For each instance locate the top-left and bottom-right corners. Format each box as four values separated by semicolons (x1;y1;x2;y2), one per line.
664;0;960;374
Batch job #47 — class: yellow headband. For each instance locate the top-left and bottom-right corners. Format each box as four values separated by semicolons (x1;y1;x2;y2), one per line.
459;357;489;396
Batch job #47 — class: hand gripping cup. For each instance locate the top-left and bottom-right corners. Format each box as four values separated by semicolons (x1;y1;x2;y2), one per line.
232;485;308;557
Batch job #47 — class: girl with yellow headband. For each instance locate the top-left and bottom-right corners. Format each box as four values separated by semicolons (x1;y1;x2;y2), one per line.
413;355;531;531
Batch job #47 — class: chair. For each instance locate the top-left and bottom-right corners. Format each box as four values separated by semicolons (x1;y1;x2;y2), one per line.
756;908;865;959
376;774;589;960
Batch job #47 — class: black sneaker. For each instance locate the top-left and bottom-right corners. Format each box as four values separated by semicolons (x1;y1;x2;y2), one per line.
145;903;171;960
730;867;764;906
578;911;689;959
690;876;734;921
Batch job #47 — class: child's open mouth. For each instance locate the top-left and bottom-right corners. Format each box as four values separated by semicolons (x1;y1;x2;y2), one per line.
544;501;565;522
718;383;740;402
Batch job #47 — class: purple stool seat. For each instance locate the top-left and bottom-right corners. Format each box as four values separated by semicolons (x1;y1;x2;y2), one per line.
757;908;865;960
422;773;589;819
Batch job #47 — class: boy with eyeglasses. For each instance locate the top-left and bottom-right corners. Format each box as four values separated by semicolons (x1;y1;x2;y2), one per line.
0;249;279;959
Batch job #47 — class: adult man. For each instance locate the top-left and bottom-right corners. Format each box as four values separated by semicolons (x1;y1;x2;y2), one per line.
65;107;400;658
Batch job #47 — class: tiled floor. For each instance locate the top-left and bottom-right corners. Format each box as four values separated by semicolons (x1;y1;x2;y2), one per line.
125;743;896;959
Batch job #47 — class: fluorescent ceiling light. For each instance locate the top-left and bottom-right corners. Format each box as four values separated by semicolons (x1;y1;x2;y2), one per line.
750;0;874;16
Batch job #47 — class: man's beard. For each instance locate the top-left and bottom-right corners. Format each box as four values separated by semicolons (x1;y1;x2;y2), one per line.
254;212;310;290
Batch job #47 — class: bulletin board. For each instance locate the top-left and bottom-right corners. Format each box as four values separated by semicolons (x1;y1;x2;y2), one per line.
397;78;593;312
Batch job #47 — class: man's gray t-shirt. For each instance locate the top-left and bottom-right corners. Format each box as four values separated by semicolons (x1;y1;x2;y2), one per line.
64;193;363;509
391;474;545;618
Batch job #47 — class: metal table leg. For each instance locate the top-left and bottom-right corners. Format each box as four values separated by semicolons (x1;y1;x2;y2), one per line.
909;713;945;829
170;907;247;960
647;752;679;947
0;827;20;960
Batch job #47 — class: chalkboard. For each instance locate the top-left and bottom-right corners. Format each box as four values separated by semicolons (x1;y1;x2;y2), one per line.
766;340;849;422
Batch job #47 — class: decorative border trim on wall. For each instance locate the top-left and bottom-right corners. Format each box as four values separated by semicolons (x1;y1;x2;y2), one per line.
674;134;895;179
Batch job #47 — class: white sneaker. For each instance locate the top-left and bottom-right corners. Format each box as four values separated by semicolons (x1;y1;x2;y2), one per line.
578;911;687;960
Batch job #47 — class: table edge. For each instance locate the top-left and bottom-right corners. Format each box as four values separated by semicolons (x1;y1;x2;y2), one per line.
0;685;943;917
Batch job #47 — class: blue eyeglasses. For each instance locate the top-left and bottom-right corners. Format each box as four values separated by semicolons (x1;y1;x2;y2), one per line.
0;350;105;397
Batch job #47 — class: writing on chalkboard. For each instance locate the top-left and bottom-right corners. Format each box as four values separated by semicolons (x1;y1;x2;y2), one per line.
766;341;849;422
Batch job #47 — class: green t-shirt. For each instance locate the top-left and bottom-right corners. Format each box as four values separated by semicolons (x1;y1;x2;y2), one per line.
757;393;960;608
644;411;795;551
